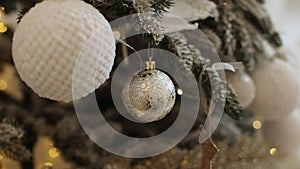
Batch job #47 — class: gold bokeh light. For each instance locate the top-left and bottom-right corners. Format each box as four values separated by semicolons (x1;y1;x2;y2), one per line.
252;120;262;130
177;88;183;95
48;147;60;159
0;22;8;33
0;80;8;91
44;162;53;167
269;147;278;156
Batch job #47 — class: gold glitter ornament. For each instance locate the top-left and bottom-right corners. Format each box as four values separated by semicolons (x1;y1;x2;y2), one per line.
122;59;176;122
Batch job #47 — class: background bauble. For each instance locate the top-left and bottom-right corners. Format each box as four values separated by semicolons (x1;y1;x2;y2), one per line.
226;70;256;108
249;59;299;121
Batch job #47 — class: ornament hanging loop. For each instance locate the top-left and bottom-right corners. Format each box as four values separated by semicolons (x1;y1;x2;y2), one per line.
146;43;155;70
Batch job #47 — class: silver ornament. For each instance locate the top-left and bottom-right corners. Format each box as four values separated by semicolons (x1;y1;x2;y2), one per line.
122;67;176;122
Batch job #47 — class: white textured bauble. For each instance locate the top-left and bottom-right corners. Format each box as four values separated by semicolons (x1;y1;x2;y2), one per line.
226;70;256;108
12;0;116;101
249;59;299;121
122;69;176;122
263;110;300;153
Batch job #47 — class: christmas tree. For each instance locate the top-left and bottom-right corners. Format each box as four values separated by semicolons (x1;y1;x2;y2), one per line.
0;0;300;168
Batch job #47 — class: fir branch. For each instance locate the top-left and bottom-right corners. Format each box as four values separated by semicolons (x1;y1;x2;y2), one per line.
166;32;243;120
232;20;256;71
167;32;208;71
209;0;257;71
151;0;174;14
0;142;31;161
84;0;134;21
133;1;165;44
224;84;243;120
217;3;236;57
165;32;212;84
0;120;31;161
203;70;243;120
232;0;282;47
134;11;165;44
0;120;23;141
241;19;265;54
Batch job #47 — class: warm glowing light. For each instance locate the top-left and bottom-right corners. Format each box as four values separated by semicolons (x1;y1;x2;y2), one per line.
252;120;262;130
49;147;60;158
223;2;228;6
269;148;278;156
1;7;4;11
0;22;8;33
177;88;183;95
0;80;8;91
182;160;188;166
113;31;121;39
44;162;53;167
0;153;4;160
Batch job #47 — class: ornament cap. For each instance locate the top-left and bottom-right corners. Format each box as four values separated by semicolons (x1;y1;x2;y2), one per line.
146;58;156;70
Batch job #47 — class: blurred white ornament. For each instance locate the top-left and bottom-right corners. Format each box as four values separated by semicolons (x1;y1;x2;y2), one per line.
249;59;299;121
122;62;176;122
12;0;116;101
226;70;256;108
263;110;300;153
